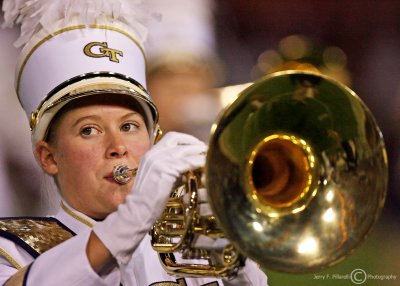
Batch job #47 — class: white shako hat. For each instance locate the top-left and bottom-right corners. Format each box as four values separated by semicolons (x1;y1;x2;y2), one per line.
2;0;159;145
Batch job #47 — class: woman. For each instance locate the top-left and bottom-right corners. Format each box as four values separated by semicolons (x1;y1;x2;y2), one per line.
0;0;268;285
0;93;267;285
0;90;268;286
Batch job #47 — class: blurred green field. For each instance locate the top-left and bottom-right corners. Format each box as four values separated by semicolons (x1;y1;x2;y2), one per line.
263;211;399;286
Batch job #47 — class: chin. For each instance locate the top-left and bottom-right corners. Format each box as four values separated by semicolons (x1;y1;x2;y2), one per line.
93;205;118;220
110;194;129;209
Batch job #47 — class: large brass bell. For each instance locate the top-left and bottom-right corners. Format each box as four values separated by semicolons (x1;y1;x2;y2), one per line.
150;70;387;276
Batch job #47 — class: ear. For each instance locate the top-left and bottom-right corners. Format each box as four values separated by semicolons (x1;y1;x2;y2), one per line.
35;141;58;175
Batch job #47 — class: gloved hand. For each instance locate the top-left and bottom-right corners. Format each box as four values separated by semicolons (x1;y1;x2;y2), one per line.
93;132;207;265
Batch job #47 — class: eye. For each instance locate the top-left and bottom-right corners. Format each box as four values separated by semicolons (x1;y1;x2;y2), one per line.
121;122;139;132
80;126;100;136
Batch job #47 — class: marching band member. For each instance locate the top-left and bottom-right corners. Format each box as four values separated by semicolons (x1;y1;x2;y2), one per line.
0;0;268;285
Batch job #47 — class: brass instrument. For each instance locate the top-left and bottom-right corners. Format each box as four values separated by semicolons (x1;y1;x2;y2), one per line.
115;70;388;277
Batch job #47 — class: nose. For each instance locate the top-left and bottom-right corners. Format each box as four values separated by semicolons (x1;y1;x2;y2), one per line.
106;132;128;158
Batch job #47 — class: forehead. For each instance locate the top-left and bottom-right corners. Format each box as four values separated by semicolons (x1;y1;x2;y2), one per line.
62;104;145;126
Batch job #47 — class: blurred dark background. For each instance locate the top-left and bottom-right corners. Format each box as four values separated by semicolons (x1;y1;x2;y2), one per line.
215;0;400;209
0;1;398;285
213;1;399;285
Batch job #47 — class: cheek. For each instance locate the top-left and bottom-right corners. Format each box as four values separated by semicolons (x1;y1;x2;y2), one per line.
57;142;99;172
131;140;151;160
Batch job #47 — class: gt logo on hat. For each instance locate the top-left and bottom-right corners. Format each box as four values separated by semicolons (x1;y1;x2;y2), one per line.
83;41;123;63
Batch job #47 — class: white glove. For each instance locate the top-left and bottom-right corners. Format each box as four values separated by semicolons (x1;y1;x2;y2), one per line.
93;132;207;265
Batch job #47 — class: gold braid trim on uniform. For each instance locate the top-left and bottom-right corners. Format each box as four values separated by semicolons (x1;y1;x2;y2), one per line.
61;201;94;227
0;218;74;257
0;247;22;269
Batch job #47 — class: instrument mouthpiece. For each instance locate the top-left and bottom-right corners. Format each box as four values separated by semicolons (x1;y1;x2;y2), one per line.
113;164;137;184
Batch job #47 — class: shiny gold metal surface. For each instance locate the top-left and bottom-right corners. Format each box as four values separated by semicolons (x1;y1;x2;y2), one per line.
0;218;75;256
151;170;245;277
152;70;388;276
112;164;137;184
207;70;387;273
246;133;317;215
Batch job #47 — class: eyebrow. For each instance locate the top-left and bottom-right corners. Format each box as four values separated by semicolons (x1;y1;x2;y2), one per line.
72;111;142;128
121;111;142;121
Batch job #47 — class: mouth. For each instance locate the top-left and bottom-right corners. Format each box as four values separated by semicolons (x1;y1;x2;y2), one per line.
104;173;117;183
104;165;137;185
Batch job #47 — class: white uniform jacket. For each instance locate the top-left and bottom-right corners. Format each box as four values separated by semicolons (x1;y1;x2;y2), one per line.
0;202;268;286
